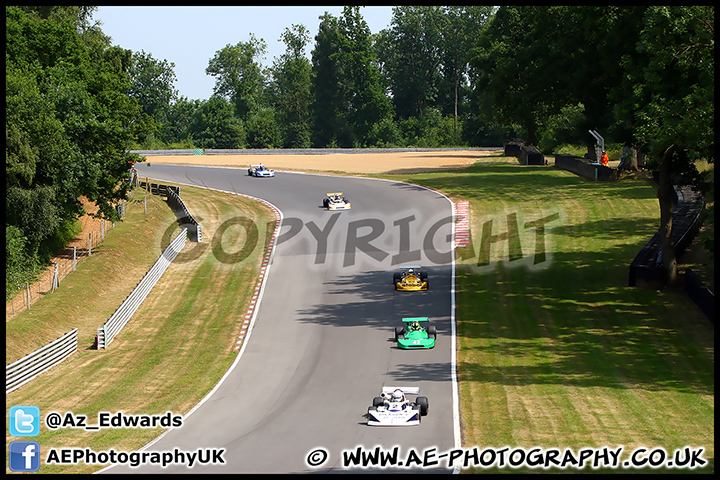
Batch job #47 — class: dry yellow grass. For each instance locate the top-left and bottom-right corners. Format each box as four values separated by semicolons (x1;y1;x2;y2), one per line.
141;149;496;174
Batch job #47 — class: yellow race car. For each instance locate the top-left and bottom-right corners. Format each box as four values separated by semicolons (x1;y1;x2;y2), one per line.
322;192;351;210
393;265;429;291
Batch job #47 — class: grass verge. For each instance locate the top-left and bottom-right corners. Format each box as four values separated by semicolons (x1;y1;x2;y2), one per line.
5;184;277;474
381;154;714;473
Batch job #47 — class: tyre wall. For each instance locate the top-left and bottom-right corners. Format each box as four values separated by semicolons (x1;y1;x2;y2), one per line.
628;181;711;322
554;154;614;181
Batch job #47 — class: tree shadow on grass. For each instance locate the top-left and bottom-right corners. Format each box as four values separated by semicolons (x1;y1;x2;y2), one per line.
397;164;657;204
455;255;714;394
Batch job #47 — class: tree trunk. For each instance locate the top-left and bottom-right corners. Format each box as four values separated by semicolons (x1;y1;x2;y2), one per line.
637;149;646;168
619;146;639;172
454;76;459;137
524;118;538;146
657;144;678;286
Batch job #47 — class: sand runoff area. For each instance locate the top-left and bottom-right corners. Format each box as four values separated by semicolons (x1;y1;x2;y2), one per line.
139;149;502;175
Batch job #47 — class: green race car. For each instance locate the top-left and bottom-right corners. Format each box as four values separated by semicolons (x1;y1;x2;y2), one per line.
394;317;436;349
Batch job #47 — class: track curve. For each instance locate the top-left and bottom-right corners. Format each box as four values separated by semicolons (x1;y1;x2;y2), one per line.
108;164;458;473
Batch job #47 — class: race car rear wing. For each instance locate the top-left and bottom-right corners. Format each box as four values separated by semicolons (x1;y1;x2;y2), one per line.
326;192;343;196
399;265;422;269
382;386;420;395
401;317;429;323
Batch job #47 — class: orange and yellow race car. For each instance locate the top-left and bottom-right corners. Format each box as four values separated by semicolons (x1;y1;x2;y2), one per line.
393;265;429;291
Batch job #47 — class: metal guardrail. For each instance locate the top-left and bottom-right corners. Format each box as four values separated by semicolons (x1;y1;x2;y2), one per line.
130;149;199;156
8;188;197;393
166;187;202;243
139;181;202;243
97;228;188;349
6;329;78;394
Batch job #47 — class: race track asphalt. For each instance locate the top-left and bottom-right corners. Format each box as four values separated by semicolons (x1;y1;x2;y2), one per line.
107;163;458;473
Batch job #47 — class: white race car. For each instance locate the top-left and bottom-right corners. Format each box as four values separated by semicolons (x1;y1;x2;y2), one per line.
366;387;429;426
247;164;275;177
322;192;351;210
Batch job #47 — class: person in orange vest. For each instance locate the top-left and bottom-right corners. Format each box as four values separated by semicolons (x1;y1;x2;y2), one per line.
600;150;609;166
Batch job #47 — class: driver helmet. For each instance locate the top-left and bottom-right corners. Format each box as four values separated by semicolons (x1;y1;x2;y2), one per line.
412;321;420;330
407;268;414;275
391;389;405;403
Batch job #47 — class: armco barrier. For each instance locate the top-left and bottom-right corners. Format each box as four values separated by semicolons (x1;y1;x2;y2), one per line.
685;268;714;323
167;186;202;242
139;181;202;243
629;183;705;288
555;154;614;181
6;329;78;394
131;149;198;156
628;232;664;288
97;228;188;349
139;181;174;197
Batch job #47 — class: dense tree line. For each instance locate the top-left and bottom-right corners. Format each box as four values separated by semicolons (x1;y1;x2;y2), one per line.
6;6;151;297
134;6;500;150
6;6;713;296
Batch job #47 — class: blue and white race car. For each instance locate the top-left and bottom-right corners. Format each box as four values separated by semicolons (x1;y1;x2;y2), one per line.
367;387;429;426
247;164;275;177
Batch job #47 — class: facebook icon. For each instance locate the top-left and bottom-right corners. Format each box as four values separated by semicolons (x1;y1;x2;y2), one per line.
9;441;41;472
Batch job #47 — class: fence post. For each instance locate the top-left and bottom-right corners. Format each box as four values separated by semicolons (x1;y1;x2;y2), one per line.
89;233;92;256
73;247;77;271
51;263;59;292
101;219;105;240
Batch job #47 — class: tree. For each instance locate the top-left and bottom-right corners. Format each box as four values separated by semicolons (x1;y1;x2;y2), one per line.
310;7;392;147
129;49;178;124
470;6;548;145
376;6;444;119
245;107;282;149
437;6;494;137
161;96;200;146
270;24;312;148
6;6;147;295
336;6;393;145
623;6;714;285
310;12;349;147
471;6;648;152
525;6;649;159
6;6;143;227
186;97;245;149
206;35;268;121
